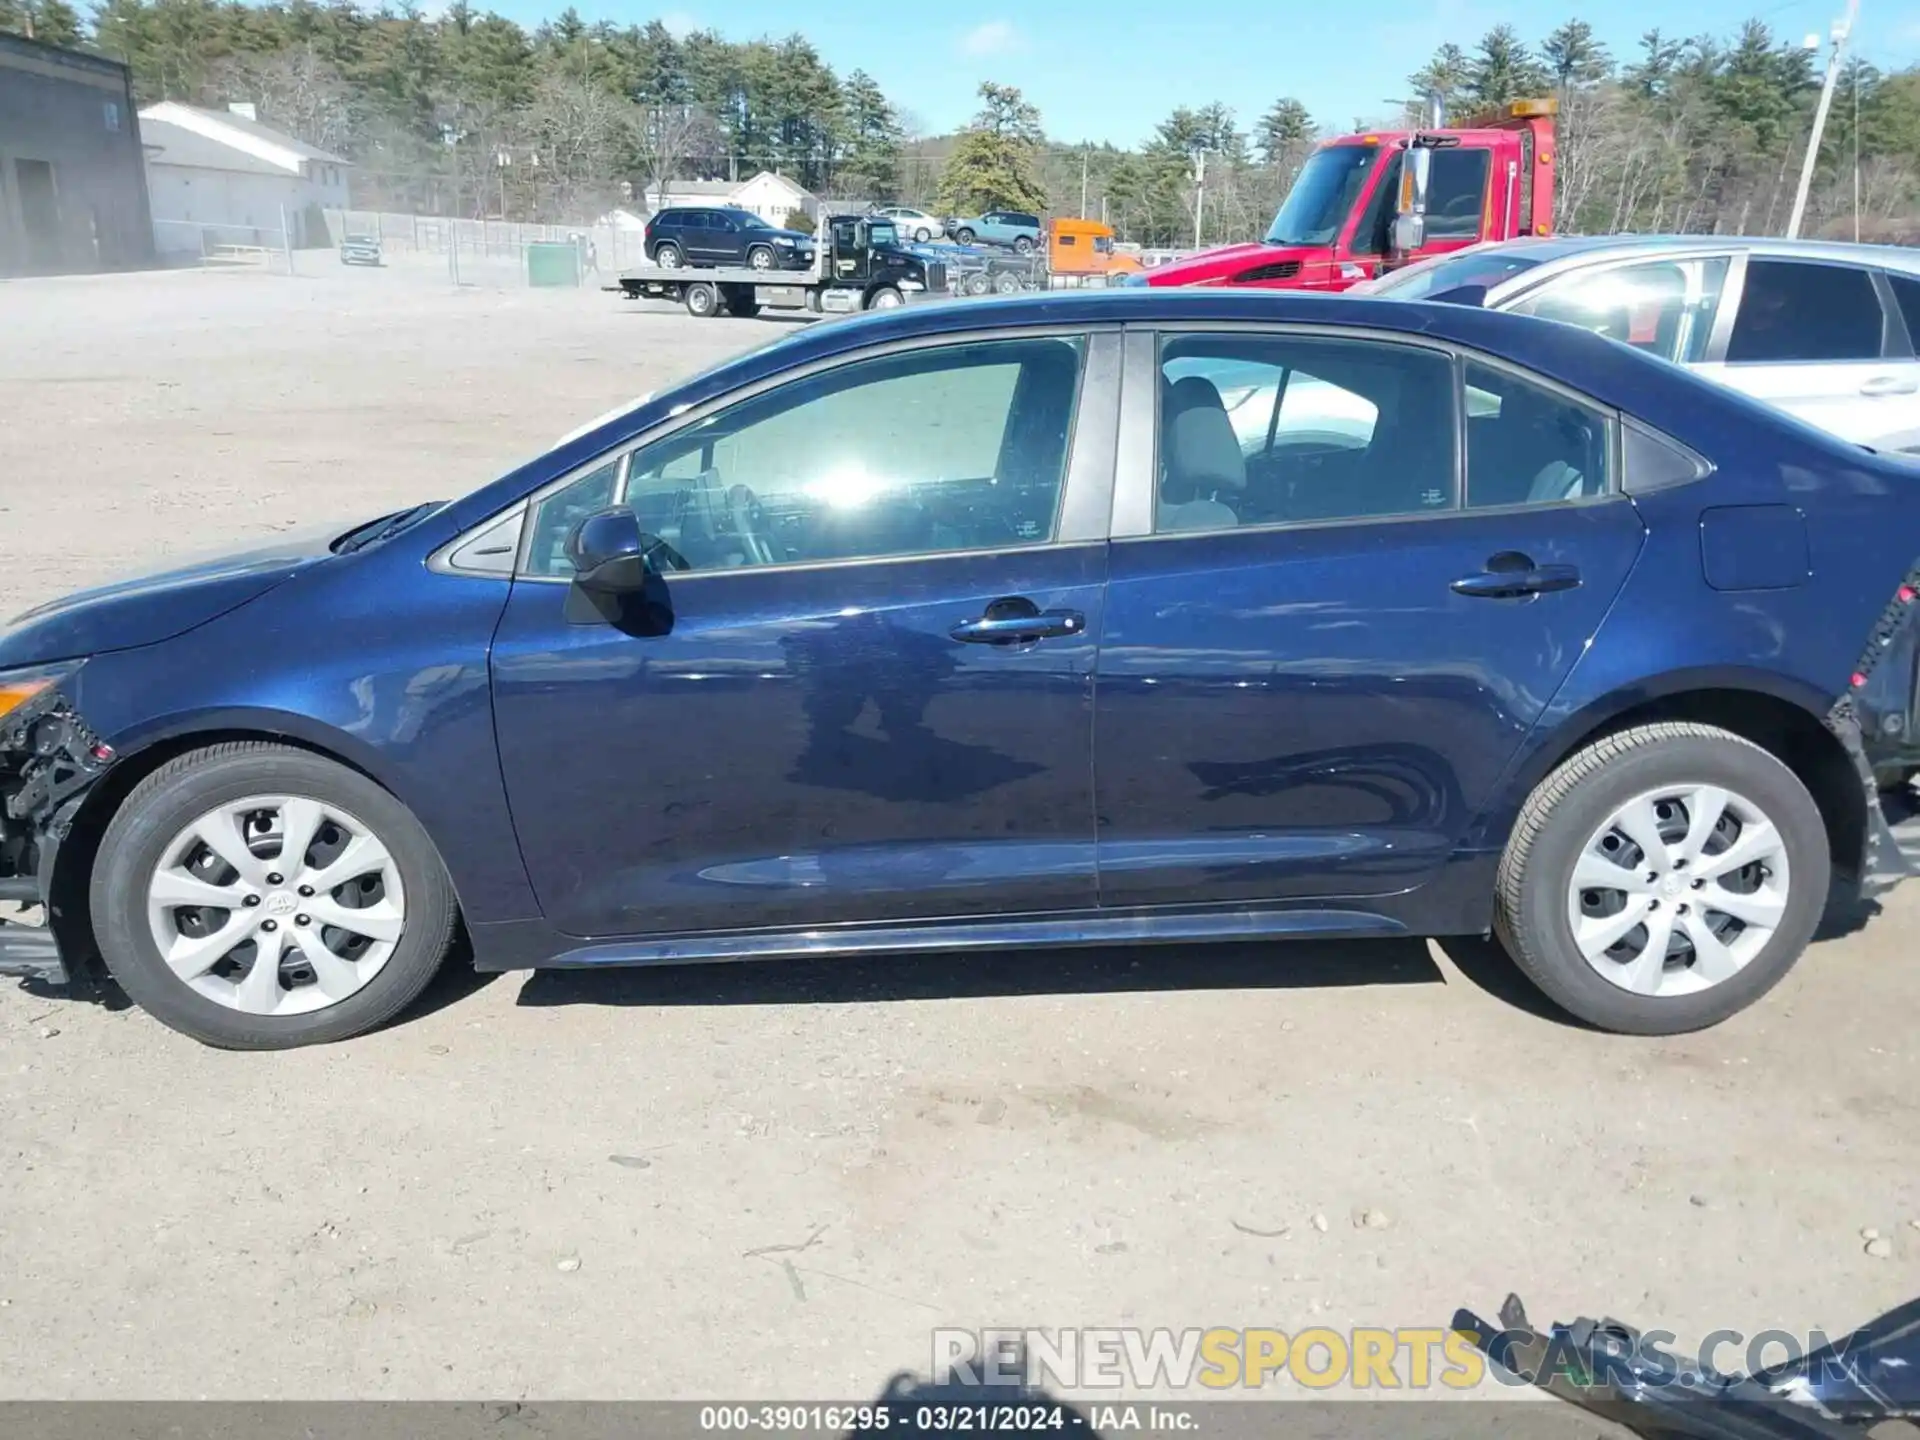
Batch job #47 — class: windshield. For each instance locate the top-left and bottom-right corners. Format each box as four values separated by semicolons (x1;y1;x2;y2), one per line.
869;220;898;247
1265;145;1383;246
1365;249;1546;300
740;216;773;231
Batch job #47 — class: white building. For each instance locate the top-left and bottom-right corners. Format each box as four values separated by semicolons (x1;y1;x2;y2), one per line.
139;101;351;259
652;172;819;226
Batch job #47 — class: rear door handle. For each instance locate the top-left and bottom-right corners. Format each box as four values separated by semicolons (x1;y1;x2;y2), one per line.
951;598;1086;644
1860;374;1920;397
1451;562;1582;599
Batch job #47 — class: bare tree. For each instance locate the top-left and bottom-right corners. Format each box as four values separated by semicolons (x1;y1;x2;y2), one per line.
635;103;723;209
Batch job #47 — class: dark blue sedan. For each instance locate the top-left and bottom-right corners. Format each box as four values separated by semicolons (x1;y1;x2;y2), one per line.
5;290;1919;1047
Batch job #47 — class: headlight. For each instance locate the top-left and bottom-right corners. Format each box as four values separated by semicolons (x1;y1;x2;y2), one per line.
0;661;84;725
775;237;796;247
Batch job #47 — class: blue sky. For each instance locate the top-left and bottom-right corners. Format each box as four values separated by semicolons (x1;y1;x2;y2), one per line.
497;0;1920;146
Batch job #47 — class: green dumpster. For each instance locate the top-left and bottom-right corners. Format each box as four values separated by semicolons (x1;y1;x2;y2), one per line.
527;242;581;288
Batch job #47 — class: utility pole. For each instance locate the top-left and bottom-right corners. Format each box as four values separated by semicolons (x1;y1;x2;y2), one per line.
1080;147;1090;219
1785;0;1859;239
1192;149;1207;248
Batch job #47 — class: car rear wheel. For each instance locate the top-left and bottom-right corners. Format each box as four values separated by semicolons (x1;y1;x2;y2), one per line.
1013;235;1034;254
90;743;458;1049
654;242;684;268
954;228;975;245
914;227;932;243
1494;722;1828;1034
746;244;775;270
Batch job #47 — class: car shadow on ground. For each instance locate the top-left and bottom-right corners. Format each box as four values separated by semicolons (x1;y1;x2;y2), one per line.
512;932;1575;1026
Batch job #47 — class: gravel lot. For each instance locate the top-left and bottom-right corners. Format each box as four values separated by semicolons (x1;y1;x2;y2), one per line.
0;264;1916;1402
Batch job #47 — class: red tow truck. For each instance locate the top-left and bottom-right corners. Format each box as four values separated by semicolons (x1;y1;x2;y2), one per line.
1141;98;1558;290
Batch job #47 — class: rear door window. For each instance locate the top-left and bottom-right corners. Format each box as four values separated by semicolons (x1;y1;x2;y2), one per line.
1727;260;1887;363
1888;273;1920;349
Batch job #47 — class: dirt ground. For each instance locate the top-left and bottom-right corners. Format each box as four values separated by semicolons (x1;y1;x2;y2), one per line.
0;264;1916;1403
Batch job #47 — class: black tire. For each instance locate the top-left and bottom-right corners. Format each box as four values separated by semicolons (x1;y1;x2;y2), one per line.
954;227;975;245
89;743;459;1049
685;282;719;318
725;294;762;317
1013;235;1034;254
1493;722;1828;1035
746;244;775;270
653;241;684;268
865;285;903;311
914;227;932;243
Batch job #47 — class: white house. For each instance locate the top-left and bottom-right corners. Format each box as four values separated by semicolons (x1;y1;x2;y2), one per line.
139;101;351;258
652;172;819;226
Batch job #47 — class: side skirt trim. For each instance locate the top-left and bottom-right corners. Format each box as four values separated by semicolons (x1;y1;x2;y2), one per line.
514;905;1407;972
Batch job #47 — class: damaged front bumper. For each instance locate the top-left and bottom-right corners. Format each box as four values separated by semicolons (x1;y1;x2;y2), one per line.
0;665;115;986
1453;1292;1920;1438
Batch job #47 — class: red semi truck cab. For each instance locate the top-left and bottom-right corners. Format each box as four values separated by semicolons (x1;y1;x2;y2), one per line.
1141;99;1558;291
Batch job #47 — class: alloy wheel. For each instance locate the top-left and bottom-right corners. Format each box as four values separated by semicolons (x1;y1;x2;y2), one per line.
1566;783;1790;998
144;795;408;1017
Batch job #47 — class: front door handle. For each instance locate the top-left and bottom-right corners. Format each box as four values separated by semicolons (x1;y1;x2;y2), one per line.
1451;560;1581;599
951;597;1086;644
1860;374;1920;397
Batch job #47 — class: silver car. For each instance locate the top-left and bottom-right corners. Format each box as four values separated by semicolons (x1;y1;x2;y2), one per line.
1363;235;1920;454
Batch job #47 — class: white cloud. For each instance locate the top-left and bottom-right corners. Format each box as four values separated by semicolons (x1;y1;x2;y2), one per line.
958;20;1020;57
660;10;698;39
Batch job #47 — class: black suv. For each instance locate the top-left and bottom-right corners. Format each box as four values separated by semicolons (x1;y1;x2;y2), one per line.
645;207;816;271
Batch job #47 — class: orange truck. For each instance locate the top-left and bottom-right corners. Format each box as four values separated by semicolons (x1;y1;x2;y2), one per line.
1046;218;1143;281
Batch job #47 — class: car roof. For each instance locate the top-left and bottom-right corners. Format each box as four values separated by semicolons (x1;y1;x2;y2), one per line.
1466;233;1920;278
686;289;1804;440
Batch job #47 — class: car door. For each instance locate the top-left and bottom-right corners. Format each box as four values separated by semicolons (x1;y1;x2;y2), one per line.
700;210;740;265
490;328;1118;939
1691;255;1916;449
1093;326;1645;908
1874;270;1920;454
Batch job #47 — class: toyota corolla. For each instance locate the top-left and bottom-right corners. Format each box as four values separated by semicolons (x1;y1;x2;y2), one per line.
3;290;1918;1048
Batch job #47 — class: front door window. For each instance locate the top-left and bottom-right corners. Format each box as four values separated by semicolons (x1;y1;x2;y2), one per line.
524;336;1087;576
1511;257;1730;363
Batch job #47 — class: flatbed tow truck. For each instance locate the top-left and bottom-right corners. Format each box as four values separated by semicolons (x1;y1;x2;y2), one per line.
617;212;949;318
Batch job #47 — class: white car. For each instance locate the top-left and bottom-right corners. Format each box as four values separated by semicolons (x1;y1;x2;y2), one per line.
1363;236;1920;455
872;206;945;244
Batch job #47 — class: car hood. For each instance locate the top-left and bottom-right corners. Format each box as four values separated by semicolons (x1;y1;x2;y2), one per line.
752;228;813;246
0;522;346;669
1142;242;1331;286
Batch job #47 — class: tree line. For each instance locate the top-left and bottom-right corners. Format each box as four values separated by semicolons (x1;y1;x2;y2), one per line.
6;0;1917;246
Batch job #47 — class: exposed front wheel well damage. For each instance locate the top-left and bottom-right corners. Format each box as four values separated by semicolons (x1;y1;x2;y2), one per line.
1537;689;1867;890
41;729;416;979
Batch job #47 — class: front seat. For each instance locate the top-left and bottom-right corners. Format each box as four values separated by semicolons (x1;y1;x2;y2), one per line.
1159;376;1246;532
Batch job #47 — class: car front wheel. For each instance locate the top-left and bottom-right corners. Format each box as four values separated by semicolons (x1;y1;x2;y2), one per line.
90;742;458;1048
1494;722;1828;1034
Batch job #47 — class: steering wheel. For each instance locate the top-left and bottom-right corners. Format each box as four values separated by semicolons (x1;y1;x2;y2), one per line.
725;483;780;566
640;533;691;572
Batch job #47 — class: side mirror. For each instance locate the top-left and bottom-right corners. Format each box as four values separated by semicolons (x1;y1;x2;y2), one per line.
1391;146;1432;257
565;507;649;594
1426;282;1488;307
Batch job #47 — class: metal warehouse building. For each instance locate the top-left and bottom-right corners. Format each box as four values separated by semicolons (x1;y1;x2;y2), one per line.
0;31;153;276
